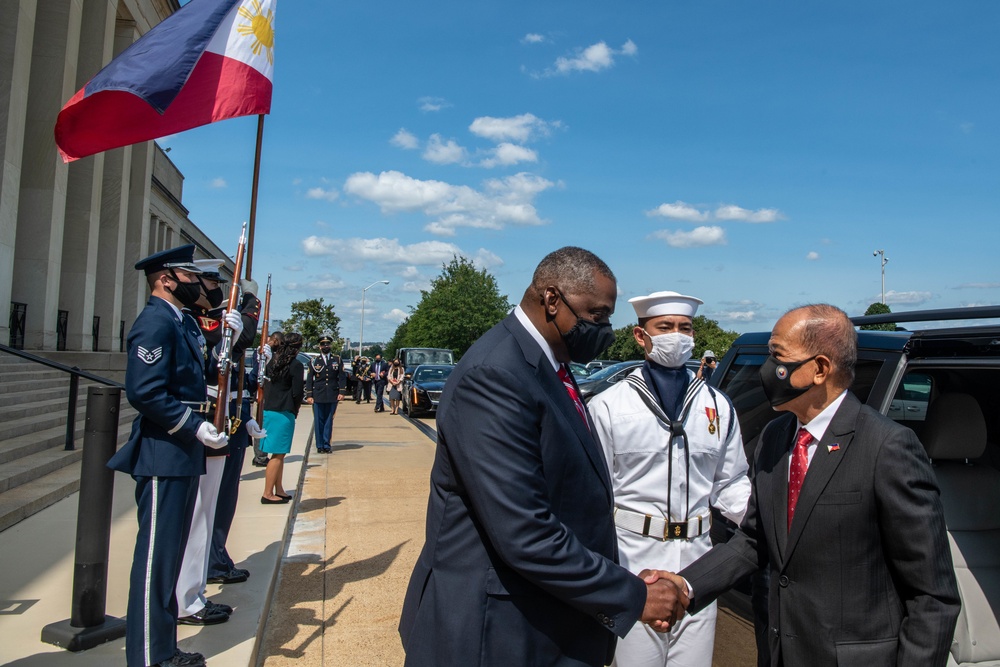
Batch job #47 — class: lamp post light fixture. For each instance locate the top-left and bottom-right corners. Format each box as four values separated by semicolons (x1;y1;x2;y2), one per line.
873;249;888;305
359;280;389;356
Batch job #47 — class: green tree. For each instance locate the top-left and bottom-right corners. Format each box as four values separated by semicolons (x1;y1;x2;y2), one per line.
366;343;385;358
385;319;409;359
604;324;645;361
401;256;512;358
282;298;342;350
860;302;896;331
692;315;739;360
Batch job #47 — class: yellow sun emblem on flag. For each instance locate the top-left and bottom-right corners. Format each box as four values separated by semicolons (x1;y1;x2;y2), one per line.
237;1;275;66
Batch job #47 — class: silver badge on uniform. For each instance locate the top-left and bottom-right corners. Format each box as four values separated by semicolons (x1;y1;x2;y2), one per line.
137;346;163;365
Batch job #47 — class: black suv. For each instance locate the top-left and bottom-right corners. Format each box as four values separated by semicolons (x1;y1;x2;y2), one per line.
710;306;1000;665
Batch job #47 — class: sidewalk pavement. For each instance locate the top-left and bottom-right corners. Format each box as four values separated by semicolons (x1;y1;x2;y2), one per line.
0;406;317;667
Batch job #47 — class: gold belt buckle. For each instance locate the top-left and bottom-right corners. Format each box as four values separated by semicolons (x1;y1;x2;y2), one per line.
665;522;688;540
228;416;242;436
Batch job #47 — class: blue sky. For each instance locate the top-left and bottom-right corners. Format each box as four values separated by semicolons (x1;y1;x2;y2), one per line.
163;0;1000;343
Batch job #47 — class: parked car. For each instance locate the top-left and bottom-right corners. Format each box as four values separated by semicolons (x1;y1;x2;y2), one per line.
402;364;455;418
584;359;622;373
568;362;591;379
395;348;454;378
709;305;1000;665
577;360;643;402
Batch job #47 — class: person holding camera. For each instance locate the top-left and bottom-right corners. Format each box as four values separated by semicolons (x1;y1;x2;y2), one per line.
696;350;717;382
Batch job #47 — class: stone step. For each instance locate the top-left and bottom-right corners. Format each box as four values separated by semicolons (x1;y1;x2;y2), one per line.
0;368;67;382
0;383;96;408
0;376;83;395
0;392;92;422
0;446;84;494
0;461;84;533
0;404;137;463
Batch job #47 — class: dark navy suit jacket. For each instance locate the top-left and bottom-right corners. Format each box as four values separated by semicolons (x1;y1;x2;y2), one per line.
399;313;646;667
108;296;208;477
680;393;960;667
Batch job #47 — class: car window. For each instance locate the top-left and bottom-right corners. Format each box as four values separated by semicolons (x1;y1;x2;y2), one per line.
414;367;454;383
586;361;640;382
888;372;932;423
718;353;885;454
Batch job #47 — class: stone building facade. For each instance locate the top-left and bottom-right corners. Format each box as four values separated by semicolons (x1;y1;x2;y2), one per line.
1;0;234;354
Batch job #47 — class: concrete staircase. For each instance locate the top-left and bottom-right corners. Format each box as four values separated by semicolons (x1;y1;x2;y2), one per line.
0;354;136;532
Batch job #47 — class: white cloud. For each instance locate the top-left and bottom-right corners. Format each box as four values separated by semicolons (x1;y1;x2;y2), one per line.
469;113;556;143
285;274;347;293
647;201;709;222
301;236;504;275
342;170;553;236
549;40;637;75
480;143;539;168
714;204;782;223
402;281;425;293
390;128;419;150
717;310;758;322
806;251;820;261
423;134;468;164
419;96;451;112
647;200;784;223
522;33;545;44
306;186;339;202
960;121;974;134
953;282;1000;289
284;264;304;272
884;290;934;306
651;226;727;248
383;308;410;323
210;177;227;189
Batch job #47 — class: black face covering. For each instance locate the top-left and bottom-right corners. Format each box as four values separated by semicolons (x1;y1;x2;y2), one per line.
555;291;615;364
168;271;203;309
759;354;817;407
204;285;225;309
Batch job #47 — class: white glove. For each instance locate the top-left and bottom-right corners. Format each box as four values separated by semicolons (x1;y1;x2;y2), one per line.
196;421;228;449
223;310;244;338
259;343;273;365
246;419;267;439
240;279;259;297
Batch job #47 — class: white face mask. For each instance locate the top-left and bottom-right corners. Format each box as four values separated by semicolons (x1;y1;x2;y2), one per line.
643;331;695;369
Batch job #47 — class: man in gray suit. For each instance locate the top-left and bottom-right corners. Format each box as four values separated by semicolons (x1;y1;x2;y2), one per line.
678;304;960;666
399;247;689;667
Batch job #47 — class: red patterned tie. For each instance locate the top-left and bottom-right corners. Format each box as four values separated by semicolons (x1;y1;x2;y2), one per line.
558;365;589;429
787;427;813;530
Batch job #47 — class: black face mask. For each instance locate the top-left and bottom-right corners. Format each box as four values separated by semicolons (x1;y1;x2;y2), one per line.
555;291;615;364
759;354;817;407
168;271;203;309
319;345;331;354
204;286;225;309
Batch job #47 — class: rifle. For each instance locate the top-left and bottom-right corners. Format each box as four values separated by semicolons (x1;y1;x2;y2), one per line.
254;274;272;426
213;222;247;433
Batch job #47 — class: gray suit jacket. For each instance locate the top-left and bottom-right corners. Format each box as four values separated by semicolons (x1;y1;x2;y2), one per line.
399;313;646;667
680;392;960;667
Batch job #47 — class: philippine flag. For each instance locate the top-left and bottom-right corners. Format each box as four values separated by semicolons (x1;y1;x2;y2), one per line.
55;0;275;163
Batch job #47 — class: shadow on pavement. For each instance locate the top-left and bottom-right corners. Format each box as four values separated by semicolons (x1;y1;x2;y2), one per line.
296;496;346;513
329;444;364;452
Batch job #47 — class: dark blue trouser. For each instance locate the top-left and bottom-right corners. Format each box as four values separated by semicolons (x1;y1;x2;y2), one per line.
374;381;387;411
125;474;198;667
312;400;338;450
207;398;251;578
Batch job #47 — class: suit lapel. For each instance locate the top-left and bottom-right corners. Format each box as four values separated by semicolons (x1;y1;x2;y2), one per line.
503;314;613;499
785;394;860;561
763;415;796;563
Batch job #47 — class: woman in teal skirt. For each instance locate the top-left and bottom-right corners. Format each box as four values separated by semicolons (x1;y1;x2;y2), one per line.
260;332;304;503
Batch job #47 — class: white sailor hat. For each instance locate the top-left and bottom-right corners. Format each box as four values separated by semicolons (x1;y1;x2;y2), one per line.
628;291;704;319
192;258;227;282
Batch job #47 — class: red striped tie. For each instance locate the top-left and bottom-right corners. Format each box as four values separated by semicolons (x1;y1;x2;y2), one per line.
558;365;589;429
787;427;813;530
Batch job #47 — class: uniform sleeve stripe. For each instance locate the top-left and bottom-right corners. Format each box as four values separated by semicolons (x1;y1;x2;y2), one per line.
168;407;192;435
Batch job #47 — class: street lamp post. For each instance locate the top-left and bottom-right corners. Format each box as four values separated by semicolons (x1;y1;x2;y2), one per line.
359;280;389;356
872;249;888;304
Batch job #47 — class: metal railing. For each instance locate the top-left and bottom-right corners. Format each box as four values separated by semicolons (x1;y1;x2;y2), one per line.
0;342;124;451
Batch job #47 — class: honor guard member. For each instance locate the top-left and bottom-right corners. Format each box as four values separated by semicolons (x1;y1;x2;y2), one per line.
305;334;347;453
174;260;264;626
108;245;229;667
587;291;751;667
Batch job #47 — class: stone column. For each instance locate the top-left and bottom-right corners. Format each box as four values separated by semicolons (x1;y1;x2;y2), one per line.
92;19;136;352
11;1;81;349
121;139;153;336
60;0;115;351
0;0;36;346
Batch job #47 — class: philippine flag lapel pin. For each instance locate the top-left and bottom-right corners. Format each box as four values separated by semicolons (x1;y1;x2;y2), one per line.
828;443;840;453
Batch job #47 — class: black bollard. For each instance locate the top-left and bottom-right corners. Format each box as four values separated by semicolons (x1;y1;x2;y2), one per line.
41;386;128;651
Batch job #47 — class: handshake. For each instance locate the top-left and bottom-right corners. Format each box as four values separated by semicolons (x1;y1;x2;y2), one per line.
638;569;690;632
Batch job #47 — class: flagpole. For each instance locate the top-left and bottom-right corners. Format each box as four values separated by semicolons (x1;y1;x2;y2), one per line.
245;113;265;280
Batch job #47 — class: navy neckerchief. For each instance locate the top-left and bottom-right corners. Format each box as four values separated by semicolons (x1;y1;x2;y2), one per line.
642;359;690;421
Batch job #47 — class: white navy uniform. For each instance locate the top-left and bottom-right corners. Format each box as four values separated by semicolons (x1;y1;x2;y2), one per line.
588;366;750;667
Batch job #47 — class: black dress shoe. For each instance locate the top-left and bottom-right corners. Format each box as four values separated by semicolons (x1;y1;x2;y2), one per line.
177;606;229;625
153;648;206;667
207;568;249;584
251;456;269;467
205;599;233;615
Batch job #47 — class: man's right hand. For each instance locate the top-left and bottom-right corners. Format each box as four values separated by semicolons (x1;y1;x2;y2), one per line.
638;569;690;632
196;422;228;449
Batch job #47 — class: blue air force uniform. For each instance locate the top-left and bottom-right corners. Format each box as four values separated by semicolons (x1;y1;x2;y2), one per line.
107;246;208;667
305;339;347;453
